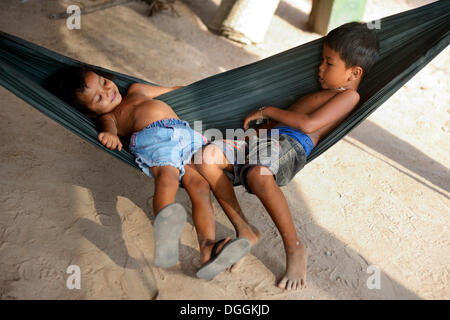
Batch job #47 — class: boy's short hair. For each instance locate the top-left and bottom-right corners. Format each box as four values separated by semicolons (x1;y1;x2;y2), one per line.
324;22;380;76
46;65;112;120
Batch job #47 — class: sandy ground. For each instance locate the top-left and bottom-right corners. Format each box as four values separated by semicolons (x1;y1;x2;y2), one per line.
0;0;448;300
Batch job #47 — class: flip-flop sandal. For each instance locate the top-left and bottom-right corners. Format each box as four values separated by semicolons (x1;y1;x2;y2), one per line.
153;203;187;268
196;237;251;280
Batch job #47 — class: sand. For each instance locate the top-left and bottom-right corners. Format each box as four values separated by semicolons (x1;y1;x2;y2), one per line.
0;0;448;300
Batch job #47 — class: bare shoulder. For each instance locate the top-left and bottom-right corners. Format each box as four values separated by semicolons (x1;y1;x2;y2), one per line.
293;90;339;108
336;89;360;112
97;113;118;132
312;88;359;100
127;82;181;99
321;88;360;109
289;89;348;114
127;83;154;96
98;112;117;123
339;88;360;103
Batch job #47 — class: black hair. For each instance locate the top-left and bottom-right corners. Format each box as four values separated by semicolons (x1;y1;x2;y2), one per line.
46;65;113;120
324;22;380;76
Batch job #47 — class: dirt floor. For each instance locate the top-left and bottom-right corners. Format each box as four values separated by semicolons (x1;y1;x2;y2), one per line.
0;0;448;300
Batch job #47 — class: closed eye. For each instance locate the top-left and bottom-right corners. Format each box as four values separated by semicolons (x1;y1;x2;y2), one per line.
321;58;332;66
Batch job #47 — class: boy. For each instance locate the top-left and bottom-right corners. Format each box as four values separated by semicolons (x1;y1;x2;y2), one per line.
49;67;251;276
195;22;380;290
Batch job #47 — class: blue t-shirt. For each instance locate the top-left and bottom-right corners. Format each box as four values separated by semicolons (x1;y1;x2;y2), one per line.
269;126;314;157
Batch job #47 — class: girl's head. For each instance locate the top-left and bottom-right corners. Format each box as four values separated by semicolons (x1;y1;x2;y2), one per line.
47;65;122;119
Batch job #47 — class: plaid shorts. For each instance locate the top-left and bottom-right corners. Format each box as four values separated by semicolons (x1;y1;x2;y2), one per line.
210;134;307;193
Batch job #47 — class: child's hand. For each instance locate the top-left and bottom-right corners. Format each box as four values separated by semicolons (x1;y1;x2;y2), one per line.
98;132;123;151
243;109;263;130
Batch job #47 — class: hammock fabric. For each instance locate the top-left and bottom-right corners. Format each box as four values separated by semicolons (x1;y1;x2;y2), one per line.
0;1;449;174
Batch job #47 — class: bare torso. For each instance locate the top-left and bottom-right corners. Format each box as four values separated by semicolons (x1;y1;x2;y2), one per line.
260;89;352;146
109;94;178;138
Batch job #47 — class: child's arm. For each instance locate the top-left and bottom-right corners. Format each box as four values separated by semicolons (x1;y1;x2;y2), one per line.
127;83;183;99
97;114;123;151
243;90;360;133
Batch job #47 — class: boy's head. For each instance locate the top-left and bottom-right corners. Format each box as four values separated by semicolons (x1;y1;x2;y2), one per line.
47;66;122;119
319;22;380;90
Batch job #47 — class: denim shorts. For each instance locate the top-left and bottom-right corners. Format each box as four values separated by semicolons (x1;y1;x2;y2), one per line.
129;118;207;181
210;134;307;193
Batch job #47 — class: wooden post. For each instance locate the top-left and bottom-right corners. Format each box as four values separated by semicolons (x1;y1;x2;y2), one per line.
220;0;281;44
308;0;367;35
209;0;237;33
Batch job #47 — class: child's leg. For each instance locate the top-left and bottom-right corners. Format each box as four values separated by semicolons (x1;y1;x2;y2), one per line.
196;144;260;246
245;165;307;290
181;163;217;265
149;165;186;268
150;165;180;214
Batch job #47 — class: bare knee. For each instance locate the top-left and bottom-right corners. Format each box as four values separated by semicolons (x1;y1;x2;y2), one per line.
196;144;229;175
184;175;211;199
153;167;180;190
246;165;275;191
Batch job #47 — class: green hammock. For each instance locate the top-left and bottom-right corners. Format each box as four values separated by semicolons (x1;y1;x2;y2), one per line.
0;1;449;174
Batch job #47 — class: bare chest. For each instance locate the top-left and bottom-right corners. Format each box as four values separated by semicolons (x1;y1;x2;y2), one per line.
290;90;346;145
289;90;340;114
113;97;177;137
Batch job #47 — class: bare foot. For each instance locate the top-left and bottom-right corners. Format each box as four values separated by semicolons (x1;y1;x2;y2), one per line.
228;224;261;272
277;241;307;290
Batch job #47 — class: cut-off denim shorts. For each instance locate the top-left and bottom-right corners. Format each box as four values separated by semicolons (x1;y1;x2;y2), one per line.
211;134;308;193
129;118;207;181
